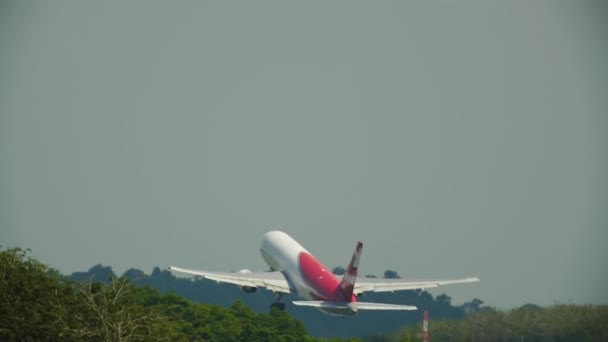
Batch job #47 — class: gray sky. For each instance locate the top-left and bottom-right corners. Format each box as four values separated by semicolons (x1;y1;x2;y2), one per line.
1;1;606;308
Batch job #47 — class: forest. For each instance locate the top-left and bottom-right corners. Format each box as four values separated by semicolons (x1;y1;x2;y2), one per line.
391;304;607;341
1;246;606;341
70;264;481;337
0;246;351;341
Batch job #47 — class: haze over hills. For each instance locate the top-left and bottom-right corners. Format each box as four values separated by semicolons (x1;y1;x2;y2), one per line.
70;263;486;337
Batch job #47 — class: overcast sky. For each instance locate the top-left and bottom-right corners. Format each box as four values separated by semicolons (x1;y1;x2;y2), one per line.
1;1;606;308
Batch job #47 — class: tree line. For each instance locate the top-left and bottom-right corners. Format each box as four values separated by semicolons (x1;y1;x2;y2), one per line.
0;246;356;341
70;264;481;338
392;304;608;341
3;245;606;341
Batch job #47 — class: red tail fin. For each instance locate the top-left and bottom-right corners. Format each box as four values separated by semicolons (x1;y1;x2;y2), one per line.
339;241;363;299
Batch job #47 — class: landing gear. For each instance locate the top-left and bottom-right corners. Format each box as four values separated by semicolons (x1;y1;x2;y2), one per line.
270;293;286;311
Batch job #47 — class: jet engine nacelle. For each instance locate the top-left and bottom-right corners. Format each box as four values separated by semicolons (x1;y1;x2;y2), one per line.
237;269;257;293
241;286;257;293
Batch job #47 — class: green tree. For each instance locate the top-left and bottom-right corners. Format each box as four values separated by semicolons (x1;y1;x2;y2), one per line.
395;304;608;341
58;277;179;341
0;247;67;340
1;245;358;341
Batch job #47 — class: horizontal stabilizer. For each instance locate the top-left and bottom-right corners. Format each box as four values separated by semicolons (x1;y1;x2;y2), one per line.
292;300;417;311
293;301;352;309
355;302;417;310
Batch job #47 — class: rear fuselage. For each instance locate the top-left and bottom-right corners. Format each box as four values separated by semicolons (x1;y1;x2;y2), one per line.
260;231;357;315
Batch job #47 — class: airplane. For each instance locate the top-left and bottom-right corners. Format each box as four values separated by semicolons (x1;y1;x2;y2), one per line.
169;230;479;316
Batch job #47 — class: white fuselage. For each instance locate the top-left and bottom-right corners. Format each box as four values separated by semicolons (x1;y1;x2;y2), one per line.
260;230;313;300
259;231;355;315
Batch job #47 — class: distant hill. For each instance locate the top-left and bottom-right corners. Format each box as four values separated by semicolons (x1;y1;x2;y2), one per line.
70;264;484;338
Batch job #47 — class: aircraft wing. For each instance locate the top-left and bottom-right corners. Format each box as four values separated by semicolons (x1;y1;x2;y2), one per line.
168;266;292;294
354;277;480;294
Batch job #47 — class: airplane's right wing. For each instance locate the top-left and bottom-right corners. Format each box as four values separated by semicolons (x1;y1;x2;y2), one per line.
354;277;480;295
168;266;292;294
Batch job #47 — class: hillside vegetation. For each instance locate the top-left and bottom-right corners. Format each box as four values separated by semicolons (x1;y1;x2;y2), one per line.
0;246;354;341
71;264;481;337
2;246;606;341
392;304;608;341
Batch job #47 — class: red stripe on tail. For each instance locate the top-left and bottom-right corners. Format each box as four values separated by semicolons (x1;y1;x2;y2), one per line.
338;241;363;300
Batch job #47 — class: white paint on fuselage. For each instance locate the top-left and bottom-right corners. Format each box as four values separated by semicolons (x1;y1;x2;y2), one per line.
260;231;357;316
260;231;316;301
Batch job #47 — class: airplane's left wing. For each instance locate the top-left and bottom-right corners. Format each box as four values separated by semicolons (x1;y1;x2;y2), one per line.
354;277;480;294
168;266;292;294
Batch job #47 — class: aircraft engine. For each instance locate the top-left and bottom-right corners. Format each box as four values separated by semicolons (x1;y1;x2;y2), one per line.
241;286;257;293
237;269;257;293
